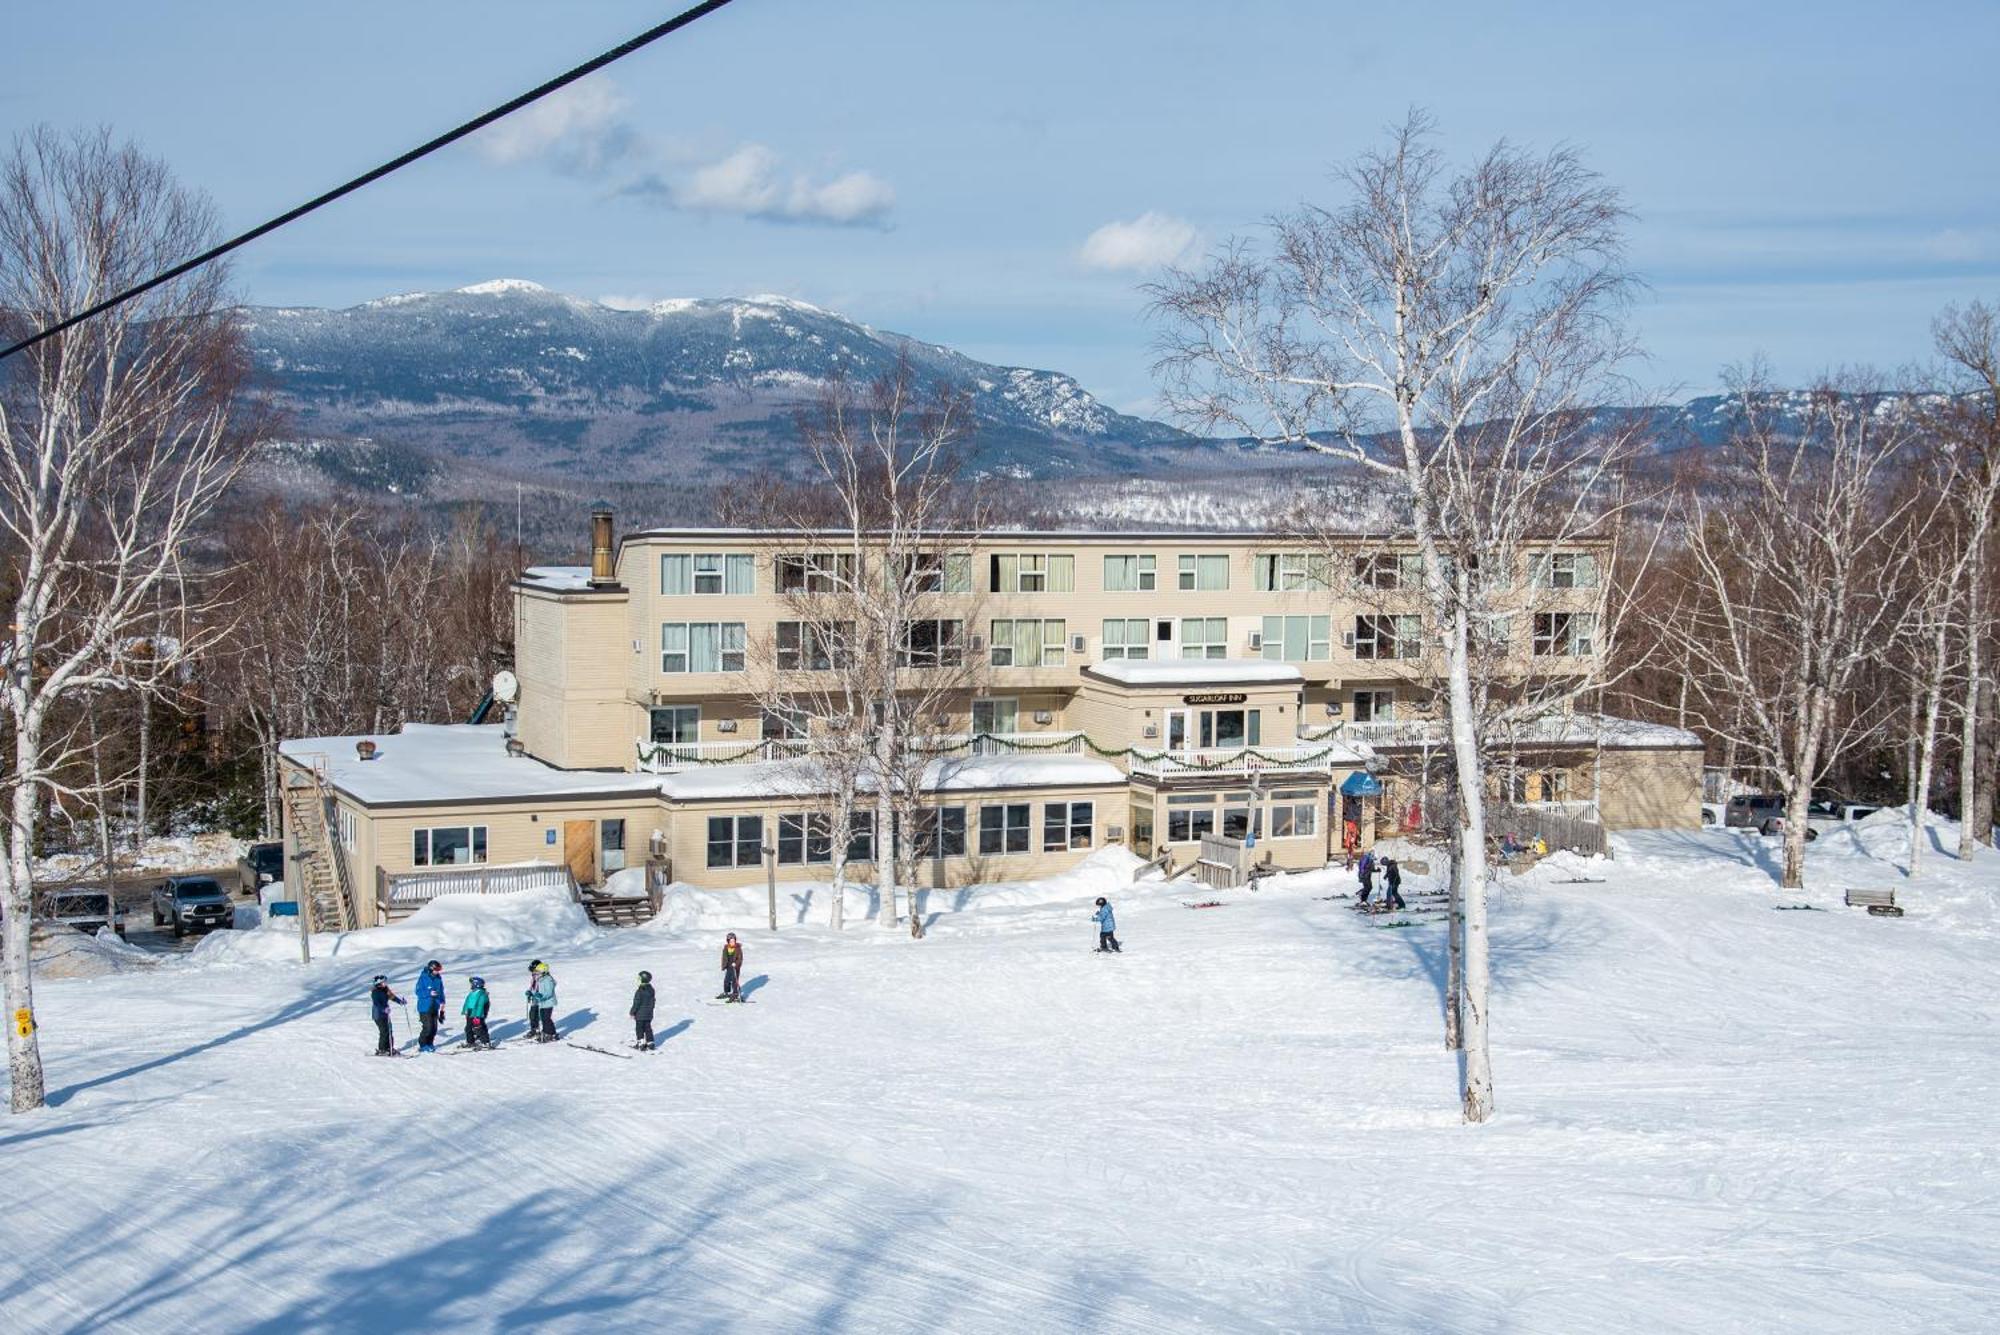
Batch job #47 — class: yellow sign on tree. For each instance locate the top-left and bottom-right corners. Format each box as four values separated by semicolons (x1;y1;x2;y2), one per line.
13;1007;32;1038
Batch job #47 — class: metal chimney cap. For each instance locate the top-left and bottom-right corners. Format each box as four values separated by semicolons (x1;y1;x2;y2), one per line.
588;499;614;514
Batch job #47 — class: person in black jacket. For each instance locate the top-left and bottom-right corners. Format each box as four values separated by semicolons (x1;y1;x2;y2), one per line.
369;975;406;1056
1382;858;1406;911
630;970;657;1050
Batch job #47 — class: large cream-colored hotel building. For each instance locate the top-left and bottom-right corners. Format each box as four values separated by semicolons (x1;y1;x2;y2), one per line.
280;511;1701;919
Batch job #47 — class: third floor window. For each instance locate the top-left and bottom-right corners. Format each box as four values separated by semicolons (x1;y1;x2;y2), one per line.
991;553;1075;594
1254;553;1331;592
1178;554;1229;591
661;552;754;596
1103;554;1157;592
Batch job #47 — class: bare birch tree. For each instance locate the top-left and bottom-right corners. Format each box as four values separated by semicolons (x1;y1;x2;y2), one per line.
0;128;257;1112
1657;378;1923;891
1152;110;1635;1123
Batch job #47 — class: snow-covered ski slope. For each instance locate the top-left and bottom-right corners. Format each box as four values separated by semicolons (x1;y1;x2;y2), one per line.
6;821;1998;1333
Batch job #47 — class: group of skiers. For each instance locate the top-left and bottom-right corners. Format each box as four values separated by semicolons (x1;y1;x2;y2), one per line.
368;931;751;1056
1354;850;1406;910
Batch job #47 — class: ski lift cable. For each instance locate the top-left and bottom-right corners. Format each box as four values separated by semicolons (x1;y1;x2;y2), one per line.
0;0;743;363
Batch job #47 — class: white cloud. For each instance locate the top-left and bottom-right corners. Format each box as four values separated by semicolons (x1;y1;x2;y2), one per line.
474;79;635;177
678;145;894;226
1079;212;1202;272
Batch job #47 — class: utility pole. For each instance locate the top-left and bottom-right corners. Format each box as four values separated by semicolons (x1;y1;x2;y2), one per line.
764;842;778;931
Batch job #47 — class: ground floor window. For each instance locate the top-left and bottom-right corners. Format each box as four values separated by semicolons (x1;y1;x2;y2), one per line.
1042;801;1094;852
1268;788;1319;838
913;806;968;858
1165;794;1215;842
414;825;487;867
979;803;1031;855
1221;792;1255;841
1510;769;1571;803
1130;803;1154;857
777;813;834;865
601;819;626;872
706;815;764;869
846;812;875;863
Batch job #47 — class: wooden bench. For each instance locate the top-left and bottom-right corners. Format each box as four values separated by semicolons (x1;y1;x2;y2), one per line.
1843;887;1903;917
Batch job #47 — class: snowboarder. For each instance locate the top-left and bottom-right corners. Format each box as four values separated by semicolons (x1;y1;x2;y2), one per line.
1092;896;1122;953
1357;850;1376;903
413;959;446;1052
526;960;559;1041
369;975;406;1056
462;976;493;1049
1382;858;1406;911
719;933;744;1003
631;970;656;1050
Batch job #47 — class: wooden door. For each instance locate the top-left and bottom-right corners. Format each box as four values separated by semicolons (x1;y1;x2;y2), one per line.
563;820;597;886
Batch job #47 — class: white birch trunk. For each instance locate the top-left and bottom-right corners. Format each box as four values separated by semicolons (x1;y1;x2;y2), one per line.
1958;558;1984;860
1911;613;1949;876
5;715;47;1113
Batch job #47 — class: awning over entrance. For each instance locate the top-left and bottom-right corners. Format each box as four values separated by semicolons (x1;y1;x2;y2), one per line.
1340;772;1384;797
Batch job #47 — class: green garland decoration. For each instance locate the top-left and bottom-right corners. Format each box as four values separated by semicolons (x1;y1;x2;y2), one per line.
638;731;1355;772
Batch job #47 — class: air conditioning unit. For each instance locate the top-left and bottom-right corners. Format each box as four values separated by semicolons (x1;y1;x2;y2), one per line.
1247;631;1264;651
1070;633;1087;654
1326;701;1343;718
1341;631;1356;648
1033;710;1054;725
970;634;985;652
716;719;738;734
1143;723;1159;739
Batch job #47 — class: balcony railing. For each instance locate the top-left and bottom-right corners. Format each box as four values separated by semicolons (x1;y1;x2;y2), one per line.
640;738;812;772
1128;746;1352;778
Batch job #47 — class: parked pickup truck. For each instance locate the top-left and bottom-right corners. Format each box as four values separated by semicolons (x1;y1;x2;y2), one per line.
151;876;234;937
1805;800;1882;837
238;841;284;897
42;888;126;937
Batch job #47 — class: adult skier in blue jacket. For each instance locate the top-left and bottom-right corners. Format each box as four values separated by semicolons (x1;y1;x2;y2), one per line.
1092;897;1122;953
413;960;446;1052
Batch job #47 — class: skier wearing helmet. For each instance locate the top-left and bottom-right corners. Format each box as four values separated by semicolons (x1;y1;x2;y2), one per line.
525;960;559;1042
369;975;406;1056
1092;897;1122;953
413;960;447;1052
630;970;657;1050
461;976;493;1049
719;934;744;1003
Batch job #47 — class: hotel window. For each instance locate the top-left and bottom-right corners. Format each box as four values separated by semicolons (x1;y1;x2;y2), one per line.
1532;611;1596;657
777;552;856;594
979;803;1032;855
336;806;358;852
846;812;875;863
663;622;746;673
649;705;700;744
1509;769;1571;804
1101;618;1150;660
1042;801;1094;852
706;815;764;869
1530;551;1599;589
971;698;1018;735
1180;617;1228;659
1103;554;1157;592
1353;614;1421;660
777;814;834;866
761;706;809;741
1261;615;1332;662
990;553;1075;594
413;825;487;867
913;807;968;858
663;552;752;595
1177;553;1229;591
903;552;973;594
1473;614;1515;653
775;621;851;671
1351;690;1394;723
1165;793;1215;842
900;619;965;668
989;619;1066;667
1220;791;1255;840
1269;788;1319;838
1254;553;1331;592
1354;553;1426;590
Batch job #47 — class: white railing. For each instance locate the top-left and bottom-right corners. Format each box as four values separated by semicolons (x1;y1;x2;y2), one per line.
640;738;812;771
1128;746;1349;778
934;730;1086;756
379;861;577;910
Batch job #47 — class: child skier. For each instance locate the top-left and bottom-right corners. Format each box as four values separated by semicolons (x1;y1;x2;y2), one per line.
631;970;656;1050
1357;849;1376;903
718;933;744;1003
369;975;406;1056
1383;858;1406;911
1092;896;1122;953
414;959;446;1052
526;960;559;1041
462;976;493;1049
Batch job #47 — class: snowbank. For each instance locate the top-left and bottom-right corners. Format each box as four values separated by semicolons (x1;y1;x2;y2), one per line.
190;887;601;966
31;924;158;979
33;830;244;880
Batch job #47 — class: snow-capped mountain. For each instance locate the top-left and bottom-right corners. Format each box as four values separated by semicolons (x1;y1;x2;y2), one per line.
240;281;1198;484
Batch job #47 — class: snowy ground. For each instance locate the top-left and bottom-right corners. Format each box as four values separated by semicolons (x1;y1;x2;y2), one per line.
6;817;1999;1333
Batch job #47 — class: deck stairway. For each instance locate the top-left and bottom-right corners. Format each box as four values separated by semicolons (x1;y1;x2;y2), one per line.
281;764;361;933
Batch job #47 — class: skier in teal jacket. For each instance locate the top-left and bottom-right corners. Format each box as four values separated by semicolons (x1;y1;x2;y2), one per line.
461;976;493;1049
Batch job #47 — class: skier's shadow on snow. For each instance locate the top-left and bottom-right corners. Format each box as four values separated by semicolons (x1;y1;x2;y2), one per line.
658;1018;692;1044
740;974;768;1000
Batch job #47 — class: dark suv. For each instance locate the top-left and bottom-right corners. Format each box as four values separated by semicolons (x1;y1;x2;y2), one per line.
152;876;234;937
238;841;284;897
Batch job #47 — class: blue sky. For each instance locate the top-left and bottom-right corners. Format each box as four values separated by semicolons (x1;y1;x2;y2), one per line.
6;0;1997;414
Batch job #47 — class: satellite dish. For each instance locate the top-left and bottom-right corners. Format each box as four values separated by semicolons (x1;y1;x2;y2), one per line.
491;670;519;704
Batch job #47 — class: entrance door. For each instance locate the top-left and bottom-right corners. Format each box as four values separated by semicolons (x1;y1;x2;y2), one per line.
563;820;597;885
1166;709;1193;750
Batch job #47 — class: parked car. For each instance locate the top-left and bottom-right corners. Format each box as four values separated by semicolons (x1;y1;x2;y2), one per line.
151;876;234;937
1724;794;1787;833
238;841;284;897
41;888;126;937
1806;800;1882;837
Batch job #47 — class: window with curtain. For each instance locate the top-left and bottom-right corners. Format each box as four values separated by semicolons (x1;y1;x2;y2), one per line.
1261;615;1332;662
990;619;1065;666
1102;618;1150;660
1531;551;1599;589
1254;553;1332;591
1177;553;1230;591
1354;614;1421;660
1103;554;1156;592
1180;617;1228;658
665;623;746;672
660;554;691;595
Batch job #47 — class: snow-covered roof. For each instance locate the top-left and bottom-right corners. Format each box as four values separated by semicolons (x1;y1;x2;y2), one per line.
279;724;659;807
1357;713;1703;752
658;753;1127;803
1084;659;1303;687
518;565;596;592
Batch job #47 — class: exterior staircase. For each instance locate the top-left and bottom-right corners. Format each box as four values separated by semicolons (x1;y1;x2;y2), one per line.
281;763;361;932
